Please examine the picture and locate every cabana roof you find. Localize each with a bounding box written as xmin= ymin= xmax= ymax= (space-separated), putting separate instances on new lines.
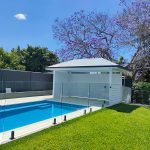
xmin=46 ymin=58 xmax=131 ymax=73
xmin=47 ymin=58 xmax=119 ymax=69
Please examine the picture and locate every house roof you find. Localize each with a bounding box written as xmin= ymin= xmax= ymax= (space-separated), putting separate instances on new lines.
xmin=47 ymin=58 xmax=119 ymax=69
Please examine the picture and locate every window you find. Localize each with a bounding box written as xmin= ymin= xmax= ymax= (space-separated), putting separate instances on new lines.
xmin=70 ymin=72 xmax=89 ymax=74
xmin=90 ymin=72 xmax=98 ymax=74
xmin=113 ymin=72 xmax=120 ymax=74
xmin=90 ymin=72 xmax=109 ymax=74
xmin=101 ymin=72 xmax=109 ymax=74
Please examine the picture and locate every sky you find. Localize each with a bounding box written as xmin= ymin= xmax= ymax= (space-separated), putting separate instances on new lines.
xmin=0 ymin=0 xmax=133 ymax=60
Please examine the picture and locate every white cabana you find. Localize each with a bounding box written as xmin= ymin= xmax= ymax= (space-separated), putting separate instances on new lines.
xmin=46 ymin=58 xmax=131 ymax=105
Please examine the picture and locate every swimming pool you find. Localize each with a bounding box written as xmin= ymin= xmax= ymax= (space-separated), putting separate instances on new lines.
xmin=0 ymin=100 xmax=85 ymax=132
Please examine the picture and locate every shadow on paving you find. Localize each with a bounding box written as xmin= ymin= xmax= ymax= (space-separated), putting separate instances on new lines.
xmin=108 ymin=103 xmax=140 ymax=113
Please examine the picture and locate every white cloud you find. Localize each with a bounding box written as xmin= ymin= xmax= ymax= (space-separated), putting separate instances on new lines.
xmin=14 ymin=13 xmax=27 ymax=20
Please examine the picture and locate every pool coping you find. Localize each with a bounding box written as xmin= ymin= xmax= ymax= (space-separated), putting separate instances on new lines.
xmin=0 ymin=95 xmax=54 ymax=106
xmin=0 ymin=96 xmax=101 ymax=145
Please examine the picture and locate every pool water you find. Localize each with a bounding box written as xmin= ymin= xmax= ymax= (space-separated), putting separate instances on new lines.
xmin=0 ymin=100 xmax=85 ymax=132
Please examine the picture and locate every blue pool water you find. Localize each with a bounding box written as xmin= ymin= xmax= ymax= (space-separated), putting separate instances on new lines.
xmin=0 ymin=100 xmax=85 ymax=132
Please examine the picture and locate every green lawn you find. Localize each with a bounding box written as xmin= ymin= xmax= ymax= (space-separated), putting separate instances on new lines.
xmin=1 ymin=103 xmax=150 ymax=150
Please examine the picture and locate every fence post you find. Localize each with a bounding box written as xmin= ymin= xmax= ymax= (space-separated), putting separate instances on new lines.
xmin=142 ymin=90 xmax=144 ymax=104
xmin=60 ymin=83 xmax=63 ymax=103
xmin=131 ymin=88 xmax=133 ymax=103
xmin=14 ymin=81 xmax=16 ymax=93
xmin=88 ymin=83 xmax=90 ymax=107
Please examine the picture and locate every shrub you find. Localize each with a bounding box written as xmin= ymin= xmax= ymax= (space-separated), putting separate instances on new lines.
xmin=133 ymin=82 xmax=150 ymax=90
xmin=132 ymin=82 xmax=150 ymax=104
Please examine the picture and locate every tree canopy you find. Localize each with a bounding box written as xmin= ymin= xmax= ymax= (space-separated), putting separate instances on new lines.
xmin=22 ymin=45 xmax=59 ymax=72
xmin=116 ymin=0 xmax=150 ymax=82
xmin=9 ymin=46 xmax=25 ymax=70
xmin=0 ymin=46 xmax=59 ymax=72
xmin=52 ymin=0 xmax=150 ymax=82
xmin=53 ymin=10 xmax=118 ymax=61
xmin=0 ymin=48 xmax=10 ymax=69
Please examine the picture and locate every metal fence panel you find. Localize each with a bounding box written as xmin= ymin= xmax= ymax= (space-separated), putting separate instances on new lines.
xmin=132 ymin=89 xmax=150 ymax=105
xmin=0 ymin=69 xmax=53 ymax=93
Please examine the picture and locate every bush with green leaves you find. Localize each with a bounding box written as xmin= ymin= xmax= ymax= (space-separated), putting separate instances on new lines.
xmin=133 ymin=82 xmax=150 ymax=90
xmin=132 ymin=82 xmax=150 ymax=104
xmin=0 ymin=46 xmax=59 ymax=72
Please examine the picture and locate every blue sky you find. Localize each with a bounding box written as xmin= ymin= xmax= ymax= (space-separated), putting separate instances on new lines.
xmin=0 ymin=0 xmax=133 ymax=60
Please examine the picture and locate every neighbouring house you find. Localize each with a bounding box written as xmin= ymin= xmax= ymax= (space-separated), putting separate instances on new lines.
xmin=46 ymin=58 xmax=131 ymax=105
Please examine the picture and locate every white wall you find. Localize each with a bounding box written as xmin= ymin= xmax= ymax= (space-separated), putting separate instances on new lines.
xmin=53 ymin=71 xmax=70 ymax=98
xmin=110 ymin=73 xmax=122 ymax=104
xmin=69 ymin=73 xmax=109 ymax=99
xmin=122 ymin=86 xmax=131 ymax=103
xmin=70 ymin=73 xmax=109 ymax=83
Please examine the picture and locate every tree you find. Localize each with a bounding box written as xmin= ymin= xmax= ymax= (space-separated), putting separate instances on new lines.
xmin=116 ymin=0 xmax=150 ymax=81
xmin=9 ymin=46 xmax=25 ymax=70
xmin=0 ymin=48 xmax=10 ymax=69
xmin=116 ymin=0 xmax=150 ymax=48
xmin=0 ymin=46 xmax=58 ymax=72
xmin=117 ymin=56 xmax=126 ymax=66
xmin=22 ymin=45 xmax=59 ymax=72
xmin=53 ymin=10 xmax=118 ymax=61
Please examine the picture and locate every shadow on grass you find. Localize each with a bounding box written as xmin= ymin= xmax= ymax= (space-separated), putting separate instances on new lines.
xmin=108 ymin=103 xmax=140 ymax=113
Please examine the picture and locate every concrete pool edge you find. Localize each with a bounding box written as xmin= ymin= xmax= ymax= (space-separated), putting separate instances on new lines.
xmin=0 ymin=105 xmax=101 ymax=145
xmin=0 ymin=95 xmax=54 ymax=106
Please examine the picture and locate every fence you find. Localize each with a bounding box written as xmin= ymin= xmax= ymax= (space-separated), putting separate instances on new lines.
xmin=0 ymin=82 xmax=104 ymax=144
xmin=0 ymin=81 xmax=52 ymax=93
xmin=132 ymin=89 xmax=150 ymax=105
xmin=0 ymin=69 xmax=53 ymax=93
xmin=0 ymin=81 xmax=53 ymax=99
xmin=57 ymin=82 xmax=109 ymax=100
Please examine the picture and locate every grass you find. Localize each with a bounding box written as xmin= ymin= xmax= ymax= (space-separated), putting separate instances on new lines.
xmin=1 ymin=103 xmax=150 ymax=150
